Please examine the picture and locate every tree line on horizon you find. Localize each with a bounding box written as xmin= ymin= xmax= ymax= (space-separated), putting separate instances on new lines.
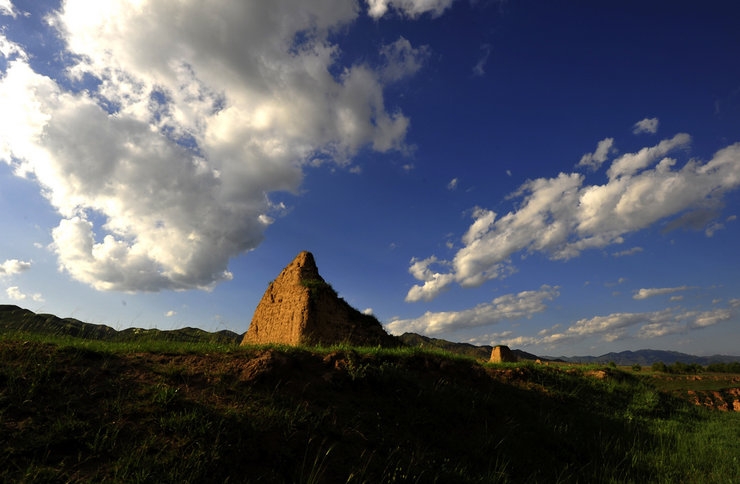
xmin=650 ymin=361 xmax=740 ymax=374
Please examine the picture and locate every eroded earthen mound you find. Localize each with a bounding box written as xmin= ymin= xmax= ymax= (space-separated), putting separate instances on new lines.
xmin=490 ymin=345 xmax=517 ymax=363
xmin=241 ymin=251 xmax=398 ymax=347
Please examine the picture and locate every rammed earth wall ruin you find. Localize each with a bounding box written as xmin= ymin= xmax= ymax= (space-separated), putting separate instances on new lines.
xmin=241 ymin=251 xmax=398 ymax=347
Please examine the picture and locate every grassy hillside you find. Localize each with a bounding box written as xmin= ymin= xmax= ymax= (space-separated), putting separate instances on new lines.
xmin=2 ymin=332 xmax=739 ymax=483
xmin=0 ymin=305 xmax=242 ymax=345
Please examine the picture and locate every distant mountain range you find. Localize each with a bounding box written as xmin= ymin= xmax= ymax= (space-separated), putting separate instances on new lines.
xmin=3 ymin=305 xmax=739 ymax=365
xmin=546 ymin=350 xmax=740 ymax=366
xmin=397 ymin=334 xmax=740 ymax=365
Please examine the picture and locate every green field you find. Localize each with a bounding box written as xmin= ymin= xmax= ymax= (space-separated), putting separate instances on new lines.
xmin=1 ymin=331 xmax=739 ymax=483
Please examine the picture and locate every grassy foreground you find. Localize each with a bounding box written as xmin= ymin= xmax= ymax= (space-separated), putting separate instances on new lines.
xmin=1 ymin=334 xmax=739 ymax=483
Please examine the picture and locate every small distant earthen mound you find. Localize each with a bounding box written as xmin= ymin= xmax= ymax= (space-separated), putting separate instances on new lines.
xmin=241 ymin=251 xmax=398 ymax=348
xmin=490 ymin=345 xmax=517 ymax=363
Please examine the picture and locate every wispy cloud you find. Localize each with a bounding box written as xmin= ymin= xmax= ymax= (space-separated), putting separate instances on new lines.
xmin=388 ymin=285 xmax=559 ymax=335
xmin=380 ymin=37 xmax=430 ymax=82
xmin=612 ymin=247 xmax=643 ymax=257
xmin=366 ymin=0 xmax=456 ymax=19
xmin=472 ymin=43 xmax=491 ymax=77
xmin=633 ymin=117 xmax=659 ymax=134
xmin=468 ymin=302 xmax=738 ymax=349
xmin=607 ymin=133 xmax=689 ymax=179
xmin=406 ymin=134 xmax=740 ymax=302
xmin=604 ymin=277 xmax=627 ymax=287
xmin=688 ymin=306 xmax=735 ymax=329
xmin=577 ymin=137 xmax=615 ymax=170
xmin=633 ymin=286 xmax=691 ymax=300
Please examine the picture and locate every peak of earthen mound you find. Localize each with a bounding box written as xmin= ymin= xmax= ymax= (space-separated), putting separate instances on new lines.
xmin=241 ymin=251 xmax=398 ymax=347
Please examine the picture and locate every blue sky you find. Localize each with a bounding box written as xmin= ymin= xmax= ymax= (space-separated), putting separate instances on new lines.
xmin=1 ymin=0 xmax=739 ymax=356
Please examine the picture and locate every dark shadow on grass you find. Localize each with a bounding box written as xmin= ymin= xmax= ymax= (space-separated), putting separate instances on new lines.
xmin=0 ymin=342 xmax=709 ymax=483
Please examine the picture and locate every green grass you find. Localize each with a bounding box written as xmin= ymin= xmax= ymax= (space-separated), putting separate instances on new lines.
xmin=645 ymin=371 xmax=740 ymax=392
xmin=0 ymin=329 xmax=240 ymax=354
xmin=642 ymin=412 xmax=740 ymax=483
xmin=1 ymin=335 xmax=739 ymax=483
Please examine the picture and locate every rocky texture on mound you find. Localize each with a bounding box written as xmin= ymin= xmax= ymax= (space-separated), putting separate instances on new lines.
xmin=241 ymin=251 xmax=398 ymax=347
xmin=687 ymin=388 xmax=740 ymax=411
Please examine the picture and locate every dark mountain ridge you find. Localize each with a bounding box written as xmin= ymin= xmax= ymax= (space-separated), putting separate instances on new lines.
xmin=0 ymin=305 xmax=242 ymax=345
xmin=3 ymin=305 xmax=739 ymax=365
xmin=549 ymin=349 xmax=740 ymax=366
xmin=396 ymin=332 xmax=542 ymax=361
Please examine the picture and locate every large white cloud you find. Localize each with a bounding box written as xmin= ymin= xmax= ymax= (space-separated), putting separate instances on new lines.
xmin=407 ymin=134 xmax=740 ymax=302
xmin=0 ymin=0 xmax=427 ymax=292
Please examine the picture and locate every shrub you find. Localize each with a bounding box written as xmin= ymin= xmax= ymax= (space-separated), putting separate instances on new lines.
xmin=706 ymin=361 xmax=740 ymax=373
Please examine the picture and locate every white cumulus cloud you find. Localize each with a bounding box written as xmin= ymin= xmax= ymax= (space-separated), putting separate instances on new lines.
xmin=405 ymin=256 xmax=456 ymax=302
xmin=6 ymin=286 xmax=44 ymax=302
xmin=389 ymin=285 xmax=559 ymax=335
xmin=6 ymin=286 xmax=25 ymax=300
xmin=0 ymin=0 xmax=425 ymax=292
xmin=510 ymin=303 xmax=738 ymax=348
xmin=0 ymin=259 xmax=31 ymax=276
xmin=406 ymin=134 xmax=740 ymax=302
